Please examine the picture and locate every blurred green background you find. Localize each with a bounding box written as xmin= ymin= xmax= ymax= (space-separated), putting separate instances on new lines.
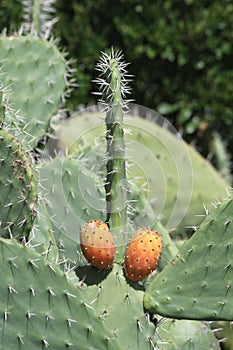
xmin=1 ymin=0 xmax=233 ymax=164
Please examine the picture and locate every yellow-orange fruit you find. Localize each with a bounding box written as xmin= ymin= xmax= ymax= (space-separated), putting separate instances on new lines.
xmin=80 ymin=220 xmax=116 ymax=270
xmin=124 ymin=228 xmax=162 ymax=282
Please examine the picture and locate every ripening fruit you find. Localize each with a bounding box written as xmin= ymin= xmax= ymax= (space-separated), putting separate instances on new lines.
xmin=124 ymin=227 xmax=162 ymax=282
xmin=80 ymin=220 xmax=116 ymax=270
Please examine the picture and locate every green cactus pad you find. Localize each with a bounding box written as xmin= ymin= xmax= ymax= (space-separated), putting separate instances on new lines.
xmin=0 ymin=128 xmax=37 ymax=239
xmin=29 ymin=199 xmax=59 ymax=263
xmin=76 ymin=264 xmax=157 ymax=349
xmin=156 ymin=318 xmax=220 ymax=349
xmin=144 ymin=198 xmax=233 ymax=321
xmin=38 ymin=157 xmax=106 ymax=265
xmin=54 ymin=109 xmax=228 ymax=234
xmin=0 ymin=34 xmax=67 ymax=147
xmin=0 ymin=237 xmax=118 ymax=349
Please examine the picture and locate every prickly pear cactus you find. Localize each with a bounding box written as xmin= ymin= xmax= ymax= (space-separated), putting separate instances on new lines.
xmin=144 ymin=197 xmax=233 ymax=321
xmin=53 ymin=109 xmax=228 ymax=235
xmin=38 ymin=157 xmax=106 ymax=265
xmin=29 ymin=199 xmax=59 ymax=263
xmin=0 ymin=128 xmax=37 ymax=239
xmin=22 ymin=0 xmax=58 ymax=37
xmin=0 ymin=33 xmax=69 ymax=147
xmin=76 ymin=264 xmax=157 ymax=350
xmin=94 ymin=49 xmax=132 ymax=260
xmin=0 ymin=2 xmax=227 ymax=344
xmin=156 ymin=318 xmax=220 ymax=349
xmin=0 ymin=237 xmax=118 ymax=349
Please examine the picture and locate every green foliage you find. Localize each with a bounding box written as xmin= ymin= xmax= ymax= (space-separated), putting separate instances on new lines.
xmin=52 ymin=1 xmax=233 ymax=151
xmin=211 ymin=131 xmax=232 ymax=185
xmin=2 ymin=1 xmax=233 ymax=153
xmin=0 ymin=0 xmax=22 ymax=32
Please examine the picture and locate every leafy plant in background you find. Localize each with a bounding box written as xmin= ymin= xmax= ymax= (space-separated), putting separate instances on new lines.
xmin=2 ymin=0 xmax=233 ymax=165
xmin=55 ymin=0 xmax=233 ymax=165
xmin=0 ymin=0 xmax=233 ymax=349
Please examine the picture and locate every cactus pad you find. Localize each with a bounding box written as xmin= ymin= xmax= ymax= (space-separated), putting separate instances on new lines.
xmin=38 ymin=157 xmax=106 ymax=265
xmin=144 ymin=198 xmax=233 ymax=320
xmin=0 ymin=237 xmax=117 ymax=349
xmin=156 ymin=318 xmax=220 ymax=349
xmin=0 ymin=34 xmax=67 ymax=147
xmin=76 ymin=264 xmax=157 ymax=349
xmin=0 ymin=128 xmax=37 ymax=239
xmin=54 ymin=109 xmax=228 ymax=234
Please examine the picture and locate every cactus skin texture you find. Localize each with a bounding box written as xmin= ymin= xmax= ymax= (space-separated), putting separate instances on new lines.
xmin=54 ymin=110 xmax=228 ymax=235
xmin=144 ymin=198 xmax=233 ymax=321
xmin=80 ymin=220 xmax=116 ymax=270
xmin=0 ymin=237 xmax=119 ymax=350
xmin=29 ymin=199 xmax=59 ymax=263
xmin=156 ymin=318 xmax=220 ymax=349
xmin=38 ymin=157 xmax=106 ymax=266
xmin=0 ymin=128 xmax=37 ymax=239
xmin=124 ymin=227 xmax=162 ymax=282
xmin=75 ymin=264 xmax=157 ymax=349
xmin=0 ymin=34 xmax=67 ymax=147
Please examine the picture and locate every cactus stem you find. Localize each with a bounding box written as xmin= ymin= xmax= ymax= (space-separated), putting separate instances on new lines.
xmin=95 ymin=49 xmax=132 ymax=258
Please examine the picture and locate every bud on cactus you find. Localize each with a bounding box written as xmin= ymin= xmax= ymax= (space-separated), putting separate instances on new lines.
xmin=124 ymin=228 xmax=162 ymax=282
xmin=80 ymin=220 xmax=116 ymax=270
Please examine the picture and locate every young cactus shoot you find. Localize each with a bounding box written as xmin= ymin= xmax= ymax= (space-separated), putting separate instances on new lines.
xmin=94 ymin=49 xmax=132 ymax=257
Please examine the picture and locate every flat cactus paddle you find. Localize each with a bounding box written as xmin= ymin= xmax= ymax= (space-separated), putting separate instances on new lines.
xmin=144 ymin=198 xmax=233 ymax=321
xmin=0 ymin=128 xmax=37 ymax=239
xmin=0 ymin=34 xmax=68 ymax=147
xmin=0 ymin=237 xmax=118 ymax=350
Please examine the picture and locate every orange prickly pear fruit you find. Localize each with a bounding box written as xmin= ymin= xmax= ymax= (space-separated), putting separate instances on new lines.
xmin=80 ymin=220 xmax=116 ymax=270
xmin=124 ymin=227 xmax=162 ymax=282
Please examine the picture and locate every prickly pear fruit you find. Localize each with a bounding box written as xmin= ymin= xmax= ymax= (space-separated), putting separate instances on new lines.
xmin=124 ymin=228 xmax=162 ymax=282
xmin=80 ymin=220 xmax=116 ymax=270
